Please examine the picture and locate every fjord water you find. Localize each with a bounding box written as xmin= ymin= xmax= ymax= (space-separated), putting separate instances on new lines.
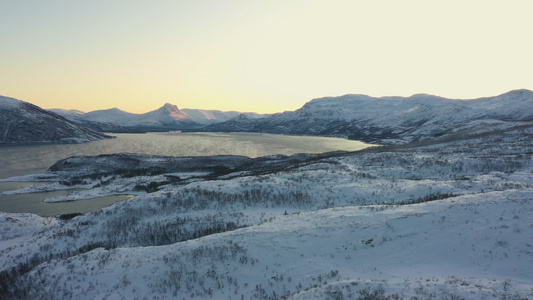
xmin=0 ymin=132 xmax=372 ymax=216
xmin=0 ymin=132 xmax=372 ymax=179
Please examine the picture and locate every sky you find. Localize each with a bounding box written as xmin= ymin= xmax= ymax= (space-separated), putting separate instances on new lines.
xmin=1 ymin=0 xmax=532 ymax=114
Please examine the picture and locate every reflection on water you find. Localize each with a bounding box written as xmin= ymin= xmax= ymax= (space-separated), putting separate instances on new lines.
xmin=0 ymin=132 xmax=372 ymax=179
xmin=0 ymin=132 xmax=372 ymax=216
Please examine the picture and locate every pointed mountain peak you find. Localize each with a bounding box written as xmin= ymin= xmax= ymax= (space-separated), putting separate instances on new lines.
xmin=159 ymin=103 xmax=182 ymax=113
xmin=162 ymin=103 xmax=178 ymax=109
xmin=143 ymin=103 xmax=191 ymax=124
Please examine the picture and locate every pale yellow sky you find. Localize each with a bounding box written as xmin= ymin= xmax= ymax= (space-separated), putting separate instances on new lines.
xmin=1 ymin=0 xmax=532 ymax=113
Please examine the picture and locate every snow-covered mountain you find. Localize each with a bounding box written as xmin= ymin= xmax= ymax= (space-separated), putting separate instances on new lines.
xmin=1 ymin=121 xmax=533 ymax=298
xmin=202 ymin=89 xmax=533 ymax=144
xmin=181 ymin=108 xmax=241 ymax=125
xmin=0 ymin=96 xmax=111 ymax=144
xmin=48 ymin=89 xmax=533 ymax=142
xmin=69 ymin=103 xmax=198 ymax=132
xmin=52 ymin=104 xmax=264 ymax=132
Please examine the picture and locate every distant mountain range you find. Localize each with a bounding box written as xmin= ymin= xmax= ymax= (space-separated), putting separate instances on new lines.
xmin=2 ymin=89 xmax=533 ymax=144
xmin=199 ymin=89 xmax=533 ymax=145
xmin=0 ymin=96 xmax=111 ymax=144
xmin=50 ymin=104 xmax=264 ymax=133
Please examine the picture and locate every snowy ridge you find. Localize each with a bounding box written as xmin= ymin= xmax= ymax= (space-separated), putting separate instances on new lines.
xmin=52 ymin=103 xmax=266 ymax=132
xmin=48 ymin=108 xmax=85 ymax=120
xmin=0 ymin=96 xmax=112 ymax=144
xmin=82 ymin=103 xmax=195 ymax=129
xmin=83 ymin=107 xmax=133 ymax=123
xmin=180 ymin=109 xmax=265 ymax=125
xmin=202 ymin=89 xmax=533 ymax=144
xmin=0 ymin=95 xmax=24 ymax=109
xmin=181 ymin=108 xmax=241 ymax=125
xmin=1 ymin=122 xmax=532 ymax=299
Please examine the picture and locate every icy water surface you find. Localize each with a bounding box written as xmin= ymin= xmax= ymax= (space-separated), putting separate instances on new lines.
xmin=0 ymin=132 xmax=372 ymax=179
xmin=0 ymin=132 xmax=372 ymax=216
xmin=0 ymin=185 xmax=132 ymax=217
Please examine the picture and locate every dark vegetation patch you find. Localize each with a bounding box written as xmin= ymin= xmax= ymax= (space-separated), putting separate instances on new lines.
xmin=393 ymin=192 xmax=458 ymax=205
xmin=58 ymin=212 xmax=83 ymax=220
xmin=134 ymin=181 xmax=171 ymax=193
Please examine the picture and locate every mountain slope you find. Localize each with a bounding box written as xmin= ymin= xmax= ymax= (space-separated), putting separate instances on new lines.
xmin=47 ymin=108 xmax=85 ymax=121
xmin=0 ymin=96 xmax=111 ymax=144
xmin=202 ymin=89 xmax=533 ymax=144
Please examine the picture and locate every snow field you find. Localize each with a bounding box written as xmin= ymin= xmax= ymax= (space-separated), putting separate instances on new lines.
xmin=4 ymin=190 xmax=532 ymax=299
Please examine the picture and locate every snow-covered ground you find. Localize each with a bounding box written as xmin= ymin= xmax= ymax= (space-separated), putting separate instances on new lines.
xmin=1 ymin=123 xmax=532 ymax=299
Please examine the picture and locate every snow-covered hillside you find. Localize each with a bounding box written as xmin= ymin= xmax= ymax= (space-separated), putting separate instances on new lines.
xmin=0 ymin=96 xmax=111 ymax=144
xmin=202 ymin=89 xmax=533 ymax=145
xmin=1 ymin=121 xmax=532 ymax=299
